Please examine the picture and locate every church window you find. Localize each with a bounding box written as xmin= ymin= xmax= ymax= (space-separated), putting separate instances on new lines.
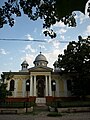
xmin=26 ymin=80 xmax=30 ymax=91
xmin=23 ymin=65 xmax=26 ymax=68
xmin=51 ymin=80 xmax=56 ymax=91
xmin=67 ymin=80 xmax=72 ymax=91
xmin=10 ymin=80 xmax=15 ymax=91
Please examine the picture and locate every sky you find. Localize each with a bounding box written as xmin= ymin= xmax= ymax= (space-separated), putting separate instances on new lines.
xmin=0 ymin=0 xmax=90 ymax=75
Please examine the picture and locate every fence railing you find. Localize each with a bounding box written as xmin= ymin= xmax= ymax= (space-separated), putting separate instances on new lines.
xmin=0 ymin=102 xmax=35 ymax=108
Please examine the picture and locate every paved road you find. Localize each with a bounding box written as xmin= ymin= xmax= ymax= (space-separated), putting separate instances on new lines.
xmin=0 ymin=112 xmax=90 ymax=120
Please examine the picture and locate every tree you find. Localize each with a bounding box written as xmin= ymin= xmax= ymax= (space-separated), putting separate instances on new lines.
xmin=0 ymin=73 xmax=12 ymax=100
xmin=0 ymin=0 xmax=90 ymax=38
xmin=0 ymin=74 xmax=7 ymax=100
xmin=57 ymin=36 xmax=90 ymax=97
xmin=0 ymin=83 xmax=7 ymax=100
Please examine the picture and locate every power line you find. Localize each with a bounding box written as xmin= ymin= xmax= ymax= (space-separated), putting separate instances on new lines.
xmin=0 ymin=38 xmax=46 ymax=42
xmin=0 ymin=38 xmax=70 ymax=43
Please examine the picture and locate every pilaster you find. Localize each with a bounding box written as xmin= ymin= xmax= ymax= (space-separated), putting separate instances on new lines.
xmin=22 ymin=80 xmax=26 ymax=97
xmin=14 ymin=80 xmax=18 ymax=97
xmin=34 ymin=75 xmax=36 ymax=96
xmin=49 ymin=75 xmax=52 ymax=96
xmin=30 ymin=76 xmax=33 ymax=96
xmin=45 ymin=76 xmax=48 ymax=96
xmin=64 ymin=80 xmax=68 ymax=97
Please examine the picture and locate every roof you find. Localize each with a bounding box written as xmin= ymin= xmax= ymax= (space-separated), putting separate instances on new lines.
xmin=21 ymin=60 xmax=29 ymax=66
xmin=3 ymin=72 xmax=29 ymax=75
xmin=29 ymin=66 xmax=53 ymax=72
xmin=34 ymin=52 xmax=48 ymax=62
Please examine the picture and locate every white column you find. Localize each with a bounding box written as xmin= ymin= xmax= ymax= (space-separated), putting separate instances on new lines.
xmin=22 ymin=80 xmax=26 ymax=97
xmin=49 ymin=75 xmax=52 ymax=96
xmin=34 ymin=76 xmax=36 ymax=96
xmin=30 ymin=76 xmax=33 ymax=96
xmin=45 ymin=76 xmax=48 ymax=96
xmin=4 ymin=79 xmax=6 ymax=83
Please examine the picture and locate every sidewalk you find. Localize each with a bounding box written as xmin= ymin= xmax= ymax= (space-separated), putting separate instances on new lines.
xmin=0 ymin=112 xmax=90 ymax=120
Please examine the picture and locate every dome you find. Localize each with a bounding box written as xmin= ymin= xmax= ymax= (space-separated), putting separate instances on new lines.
xmin=53 ymin=60 xmax=61 ymax=72
xmin=53 ymin=60 xmax=59 ymax=67
xmin=35 ymin=52 xmax=47 ymax=62
xmin=33 ymin=52 xmax=48 ymax=66
xmin=21 ymin=60 xmax=29 ymax=66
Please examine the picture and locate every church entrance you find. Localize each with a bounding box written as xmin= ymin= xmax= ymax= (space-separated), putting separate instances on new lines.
xmin=36 ymin=76 xmax=45 ymax=97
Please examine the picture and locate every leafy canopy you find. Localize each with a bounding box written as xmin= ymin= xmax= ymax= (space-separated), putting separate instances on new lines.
xmin=0 ymin=83 xmax=7 ymax=99
xmin=0 ymin=73 xmax=13 ymax=100
xmin=0 ymin=0 xmax=90 ymax=38
xmin=57 ymin=36 xmax=90 ymax=97
xmin=58 ymin=36 xmax=90 ymax=73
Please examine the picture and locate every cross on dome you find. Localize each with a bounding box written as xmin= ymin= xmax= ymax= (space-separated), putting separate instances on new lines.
xmin=40 ymin=47 xmax=42 ymax=54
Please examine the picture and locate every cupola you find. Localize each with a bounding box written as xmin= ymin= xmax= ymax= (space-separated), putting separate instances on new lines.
xmin=53 ymin=60 xmax=61 ymax=72
xmin=21 ymin=60 xmax=29 ymax=71
xmin=33 ymin=52 xmax=48 ymax=67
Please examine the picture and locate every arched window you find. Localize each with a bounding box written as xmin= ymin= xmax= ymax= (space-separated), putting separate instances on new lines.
xmin=51 ymin=80 xmax=56 ymax=91
xmin=26 ymin=80 xmax=30 ymax=91
xmin=67 ymin=80 xmax=72 ymax=91
xmin=10 ymin=80 xmax=15 ymax=91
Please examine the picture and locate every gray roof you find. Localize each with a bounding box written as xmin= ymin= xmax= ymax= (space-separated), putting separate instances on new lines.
xmin=34 ymin=52 xmax=48 ymax=62
xmin=21 ymin=60 xmax=29 ymax=66
xmin=29 ymin=66 xmax=53 ymax=72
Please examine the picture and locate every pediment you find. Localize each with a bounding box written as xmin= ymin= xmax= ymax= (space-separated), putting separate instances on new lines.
xmin=29 ymin=66 xmax=53 ymax=72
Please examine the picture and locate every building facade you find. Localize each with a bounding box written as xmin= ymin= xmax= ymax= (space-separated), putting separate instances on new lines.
xmin=3 ymin=52 xmax=72 ymax=103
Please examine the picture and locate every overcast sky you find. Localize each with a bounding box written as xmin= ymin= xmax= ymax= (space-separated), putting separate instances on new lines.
xmin=0 ymin=0 xmax=90 ymax=75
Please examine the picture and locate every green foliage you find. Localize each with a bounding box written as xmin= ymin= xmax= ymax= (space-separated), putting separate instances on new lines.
xmin=0 ymin=73 xmax=13 ymax=99
xmin=0 ymin=83 xmax=7 ymax=99
xmin=58 ymin=36 xmax=90 ymax=73
xmin=1 ymin=74 xmax=5 ymax=83
xmin=46 ymin=101 xmax=57 ymax=108
xmin=56 ymin=0 xmax=89 ymax=18
xmin=0 ymin=0 xmax=90 ymax=38
xmin=57 ymin=36 xmax=90 ymax=97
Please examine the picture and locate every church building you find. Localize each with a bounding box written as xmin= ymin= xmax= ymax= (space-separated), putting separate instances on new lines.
xmin=3 ymin=52 xmax=72 ymax=103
